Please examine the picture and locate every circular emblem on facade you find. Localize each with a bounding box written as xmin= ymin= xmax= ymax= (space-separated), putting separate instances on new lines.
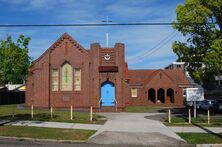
xmin=104 ymin=54 xmax=111 ymax=60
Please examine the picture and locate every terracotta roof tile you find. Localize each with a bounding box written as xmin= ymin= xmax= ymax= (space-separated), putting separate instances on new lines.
xmin=127 ymin=69 xmax=191 ymax=86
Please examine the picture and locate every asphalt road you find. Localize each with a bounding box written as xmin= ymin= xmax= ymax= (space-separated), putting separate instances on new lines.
xmin=0 ymin=139 xmax=142 ymax=147
xmin=0 ymin=138 xmax=194 ymax=147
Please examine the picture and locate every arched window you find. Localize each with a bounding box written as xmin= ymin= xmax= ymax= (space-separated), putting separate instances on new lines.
xmin=148 ymin=88 xmax=155 ymax=103
xmin=61 ymin=62 xmax=72 ymax=91
xmin=157 ymin=88 xmax=165 ymax=103
xmin=167 ymin=88 xmax=174 ymax=103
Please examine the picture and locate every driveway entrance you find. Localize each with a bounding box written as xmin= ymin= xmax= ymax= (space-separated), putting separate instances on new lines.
xmin=88 ymin=113 xmax=190 ymax=146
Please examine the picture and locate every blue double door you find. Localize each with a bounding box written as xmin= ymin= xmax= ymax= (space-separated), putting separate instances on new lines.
xmin=101 ymin=81 xmax=115 ymax=106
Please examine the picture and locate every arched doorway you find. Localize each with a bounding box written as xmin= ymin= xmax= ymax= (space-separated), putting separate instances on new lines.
xmin=157 ymin=88 xmax=165 ymax=103
xmin=167 ymin=88 xmax=174 ymax=103
xmin=148 ymin=88 xmax=155 ymax=103
xmin=101 ymin=81 xmax=115 ymax=106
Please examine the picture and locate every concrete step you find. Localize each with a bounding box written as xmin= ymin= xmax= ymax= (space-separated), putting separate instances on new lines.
xmin=100 ymin=106 xmax=117 ymax=112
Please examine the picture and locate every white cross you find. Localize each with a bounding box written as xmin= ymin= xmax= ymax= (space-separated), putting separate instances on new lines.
xmin=102 ymin=16 xmax=112 ymax=47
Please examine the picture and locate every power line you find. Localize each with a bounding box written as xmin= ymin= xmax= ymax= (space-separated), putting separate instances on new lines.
xmin=127 ymin=30 xmax=177 ymax=61
xmin=0 ymin=22 xmax=218 ymax=27
xmin=128 ymin=31 xmax=179 ymax=63
xmin=142 ymin=31 xmax=179 ymax=57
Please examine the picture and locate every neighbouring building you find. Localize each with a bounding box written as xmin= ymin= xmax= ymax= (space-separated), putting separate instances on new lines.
xmin=26 ymin=33 xmax=192 ymax=112
xmin=0 ymin=84 xmax=25 ymax=105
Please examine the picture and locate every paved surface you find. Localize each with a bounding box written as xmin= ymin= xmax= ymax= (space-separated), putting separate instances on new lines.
xmin=4 ymin=113 xmax=222 ymax=146
xmin=9 ymin=121 xmax=102 ymax=130
xmin=0 ymin=138 xmax=143 ymax=147
xmin=169 ymin=126 xmax=222 ymax=133
xmin=88 ymin=131 xmax=193 ymax=147
xmin=87 ymin=113 xmax=193 ymax=146
xmin=196 ymin=145 xmax=222 ymax=147
xmin=0 ymin=119 xmax=10 ymax=125
xmin=92 ymin=113 xmax=182 ymax=140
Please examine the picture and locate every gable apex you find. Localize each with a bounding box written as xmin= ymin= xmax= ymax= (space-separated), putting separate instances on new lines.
xmin=146 ymin=69 xmax=175 ymax=84
xmin=51 ymin=32 xmax=88 ymax=54
xmin=33 ymin=33 xmax=88 ymax=64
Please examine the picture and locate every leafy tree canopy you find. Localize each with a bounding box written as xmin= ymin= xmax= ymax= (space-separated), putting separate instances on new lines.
xmin=0 ymin=35 xmax=31 ymax=85
xmin=173 ymin=0 xmax=222 ymax=89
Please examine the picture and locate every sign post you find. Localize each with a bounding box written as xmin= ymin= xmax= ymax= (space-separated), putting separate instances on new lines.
xmin=208 ymin=110 xmax=210 ymax=124
xmin=193 ymin=101 xmax=197 ymax=118
xmin=188 ymin=109 xmax=191 ymax=124
xmin=186 ymin=88 xmax=204 ymax=119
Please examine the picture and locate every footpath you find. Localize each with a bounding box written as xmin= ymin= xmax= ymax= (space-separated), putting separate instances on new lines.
xmin=1 ymin=112 xmax=222 ymax=147
xmin=168 ymin=126 xmax=222 ymax=133
xmin=8 ymin=120 xmax=102 ymax=130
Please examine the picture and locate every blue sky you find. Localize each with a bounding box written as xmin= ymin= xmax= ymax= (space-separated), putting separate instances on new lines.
xmin=0 ymin=0 xmax=185 ymax=69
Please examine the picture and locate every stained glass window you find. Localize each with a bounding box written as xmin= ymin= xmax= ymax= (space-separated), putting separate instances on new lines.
xmin=52 ymin=69 xmax=59 ymax=91
xmin=61 ymin=62 xmax=72 ymax=91
xmin=74 ymin=69 xmax=81 ymax=91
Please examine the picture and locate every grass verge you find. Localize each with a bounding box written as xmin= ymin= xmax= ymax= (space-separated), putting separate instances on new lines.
xmin=0 ymin=104 xmax=106 ymax=124
xmin=178 ymin=133 xmax=222 ymax=144
xmin=164 ymin=116 xmax=222 ymax=127
xmin=0 ymin=125 xmax=95 ymax=141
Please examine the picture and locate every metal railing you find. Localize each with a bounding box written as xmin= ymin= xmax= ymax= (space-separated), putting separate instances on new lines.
xmin=98 ymin=98 xmax=118 ymax=112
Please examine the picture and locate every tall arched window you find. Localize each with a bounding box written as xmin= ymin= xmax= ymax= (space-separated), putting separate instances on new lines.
xmin=61 ymin=62 xmax=72 ymax=91
xmin=167 ymin=88 xmax=174 ymax=103
xmin=157 ymin=88 xmax=165 ymax=103
xmin=148 ymin=88 xmax=155 ymax=103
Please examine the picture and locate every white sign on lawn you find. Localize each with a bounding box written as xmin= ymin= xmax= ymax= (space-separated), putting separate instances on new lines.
xmin=186 ymin=88 xmax=204 ymax=101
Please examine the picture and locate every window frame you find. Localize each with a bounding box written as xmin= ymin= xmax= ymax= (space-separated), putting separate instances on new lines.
xmin=52 ymin=69 xmax=59 ymax=91
xmin=131 ymin=88 xmax=137 ymax=98
xmin=74 ymin=68 xmax=81 ymax=91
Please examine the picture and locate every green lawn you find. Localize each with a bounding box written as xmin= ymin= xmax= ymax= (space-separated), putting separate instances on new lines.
xmin=178 ymin=133 xmax=222 ymax=144
xmin=164 ymin=115 xmax=222 ymax=127
xmin=125 ymin=106 xmax=165 ymax=113
xmin=0 ymin=125 xmax=95 ymax=140
xmin=0 ymin=104 xmax=106 ymax=124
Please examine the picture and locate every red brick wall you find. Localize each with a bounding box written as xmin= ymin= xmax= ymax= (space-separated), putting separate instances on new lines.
xmin=26 ymin=33 xmax=190 ymax=112
xmin=125 ymin=70 xmax=186 ymax=107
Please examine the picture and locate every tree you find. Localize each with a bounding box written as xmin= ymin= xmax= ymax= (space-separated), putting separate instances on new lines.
xmin=0 ymin=35 xmax=31 ymax=85
xmin=172 ymin=0 xmax=222 ymax=89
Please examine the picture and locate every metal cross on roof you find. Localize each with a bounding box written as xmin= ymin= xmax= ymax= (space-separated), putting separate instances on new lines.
xmin=102 ymin=16 xmax=112 ymax=48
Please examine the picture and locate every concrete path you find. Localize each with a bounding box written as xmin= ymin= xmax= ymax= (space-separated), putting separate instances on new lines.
xmin=0 ymin=119 xmax=10 ymax=125
xmin=91 ymin=112 xmax=182 ymax=140
xmin=87 ymin=113 xmax=194 ymax=146
xmin=169 ymin=126 xmax=222 ymax=133
xmin=88 ymin=131 xmax=192 ymax=147
xmin=9 ymin=121 xmax=102 ymax=131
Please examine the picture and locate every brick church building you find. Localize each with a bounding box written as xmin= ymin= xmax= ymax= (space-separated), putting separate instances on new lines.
xmin=26 ymin=33 xmax=192 ymax=112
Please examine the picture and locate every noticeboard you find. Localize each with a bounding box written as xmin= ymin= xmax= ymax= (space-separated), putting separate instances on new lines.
xmin=186 ymin=88 xmax=204 ymax=101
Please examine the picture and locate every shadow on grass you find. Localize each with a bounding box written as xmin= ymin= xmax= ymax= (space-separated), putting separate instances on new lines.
xmin=192 ymin=121 xmax=222 ymax=139
xmin=0 ymin=113 xmax=59 ymax=122
xmin=178 ymin=116 xmax=222 ymax=139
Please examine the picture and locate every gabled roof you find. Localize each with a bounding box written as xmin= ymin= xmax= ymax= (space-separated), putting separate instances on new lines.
xmin=33 ymin=32 xmax=88 ymax=64
xmin=128 ymin=69 xmax=191 ymax=86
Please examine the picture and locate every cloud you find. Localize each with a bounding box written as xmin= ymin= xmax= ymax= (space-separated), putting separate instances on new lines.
xmin=0 ymin=0 xmax=184 ymax=69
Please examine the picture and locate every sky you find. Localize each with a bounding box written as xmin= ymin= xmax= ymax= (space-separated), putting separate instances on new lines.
xmin=0 ymin=0 xmax=186 ymax=69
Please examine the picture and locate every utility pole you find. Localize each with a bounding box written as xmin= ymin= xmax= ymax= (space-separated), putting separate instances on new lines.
xmin=102 ymin=16 xmax=112 ymax=47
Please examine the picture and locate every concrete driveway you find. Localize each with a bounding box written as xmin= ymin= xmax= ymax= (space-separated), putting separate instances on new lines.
xmin=88 ymin=113 xmax=191 ymax=146
xmin=93 ymin=113 xmax=181 ymax=139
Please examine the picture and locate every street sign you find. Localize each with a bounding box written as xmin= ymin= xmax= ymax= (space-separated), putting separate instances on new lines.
xmin=186 ymin=88 xmax=204 ymax=102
